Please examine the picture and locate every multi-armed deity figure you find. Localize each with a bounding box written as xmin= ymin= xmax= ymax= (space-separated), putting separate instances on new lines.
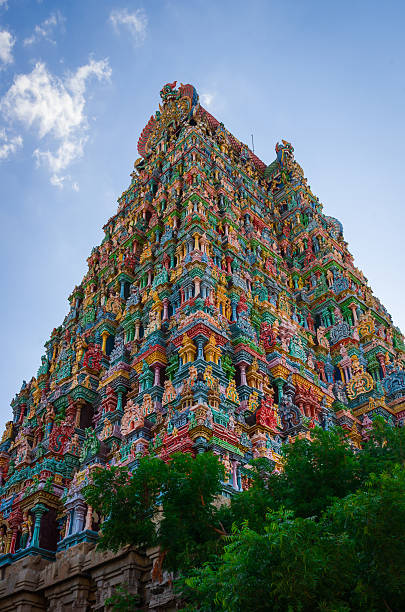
xmin=0 ymin=81 xmax=404 ymax=563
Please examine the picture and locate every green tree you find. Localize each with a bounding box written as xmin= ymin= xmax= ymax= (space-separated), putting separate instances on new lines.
xmin=181 ymin=509 xmax=355 ymax=612
xmin=359 ymin=416 xmax=405 ymax=478
xmin=85 ymin=422 xmax=405 ymax=611
xmin=158 ymin=451 xmax=225 ymax=571
xmin=85 ymin=456 xmax=167 ymax=552
xmin=181 ymin=467 xmax=405 ymax=611
xmin=326 ymin=466 xmax=405 ymax=611
xmin=84 ymin=452 xmax=225 ymax=571
xmin=276 ymin=426 xmax=360 ymax=517
xmin=104 ymin=585 xmax=141 ymax=611
xmin=217 ymin=458 xmax=278 ymax=534
xmin=221 ymin=427 xmax=361 ymax=528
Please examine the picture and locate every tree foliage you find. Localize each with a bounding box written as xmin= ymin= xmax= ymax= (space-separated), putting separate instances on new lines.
xmin=84 ymin=451 xmax=224 ymax=571
xmin=326 ymin=466 xmax=405 ymax=611
xmin=85 ymin=456 xmax=167 ymax=551
xmin=182 ymin=467 xmax=405 ymax=611
xmin=84 ymin=420 xmax=405 ymax=611
xmin=277 ymin=426 xmax=360 ymax=517
xmin=181 ymin=510 xmax=355 ymax=612
xmin=359 ymin=416 xmax=405 ymax=477
xmin=104 ymin=585 xmax=141 ymax=611
xmin=158 ymin=451 xmax=225 ymax=570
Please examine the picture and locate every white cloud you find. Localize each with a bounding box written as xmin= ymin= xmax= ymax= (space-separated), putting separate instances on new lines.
xmin=23 ymin=11 xmax=65 ymax=46
xmin=1 ymin=59 xmax=111 ymax=187
xmin=0 ymin=0 xmax=9 ymax=8
xmin=49 ymin=173 xmax=67 ymax=189
xmin=200 ymin=92 xmax=215 ymax=108
xmin=0 ymin=30 xmax=14 ymax=64
xmin=49 ymin=173 xmax=79 ymax=191
xmin=34 ymin=137 xmax=86 ymax=175
xmin=0 ymin=128 xmax=22 ymax=160
xmin=2 ymin=60 xmax=111 ymax=139
xmin=109 ymin=8 xmax=147 ymax=45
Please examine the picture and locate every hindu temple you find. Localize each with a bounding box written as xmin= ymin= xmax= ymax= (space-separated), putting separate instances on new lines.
xmin=0 ymin=82 xmax=404 ymax=610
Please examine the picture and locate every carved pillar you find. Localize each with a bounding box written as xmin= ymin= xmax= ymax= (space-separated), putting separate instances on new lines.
xmin=275 ymin=380 xmax=284 ymax=404
xmin=377 ymin=353 xmax=386 ymax=377
xmin=19 ymin=403 xmax=27 ymax=424
xmin=196 ymin=339 xmax=205 ymax=360
xmin=85 ymin=506 xmax=93 ymax=531
xmin=116 ymin=385 xmax=126 ymax=413
xmin=232 ymin=461 xmax=238 ymax=490
xmin=162 ymin=298 xmax=169 ymax=321
xmin=231 ymin=300 xmax=238 ymax=322
xmin=31 ymin=503 xmax=48 ymax=548
xmin=72 ymin=500 xmax=87 ymax=534
xmin=350 ymin=303 xmax=358 ymax=324
xmin=72 ymin=399 xmax=84 ymax=428
xmin=153 ymin=365 xmax=161 ymax=387
xmin=134 ymin=320 xmax=140 ymax=340
xmin=64 ymin=510 xmax=72 ymax=538
xmin=101 ymin=331 xmax=109 ymax=354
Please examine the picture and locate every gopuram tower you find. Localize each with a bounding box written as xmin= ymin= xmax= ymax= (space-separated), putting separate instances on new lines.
xmin=0 ymin=82 xmax=404 ymax=610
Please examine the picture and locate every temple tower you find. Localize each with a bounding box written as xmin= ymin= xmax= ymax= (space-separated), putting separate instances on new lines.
xmin=0 ymin=82 xmax=404 ymax=609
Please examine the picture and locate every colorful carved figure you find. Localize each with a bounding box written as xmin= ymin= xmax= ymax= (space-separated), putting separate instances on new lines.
xmin=20 ymin=511 xmax=33 ymax=549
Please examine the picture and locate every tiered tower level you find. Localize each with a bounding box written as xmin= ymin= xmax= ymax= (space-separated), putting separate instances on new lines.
xmin=1 ymin=82 xmax=405 ymax=559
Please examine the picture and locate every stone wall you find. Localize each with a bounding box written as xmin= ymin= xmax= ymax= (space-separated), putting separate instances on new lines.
xmin=0 ymin=543 xmax=178 ymax=611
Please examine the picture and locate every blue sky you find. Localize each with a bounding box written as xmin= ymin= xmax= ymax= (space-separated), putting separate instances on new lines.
xmin=0 ymin=0 xmax=404 ymax=431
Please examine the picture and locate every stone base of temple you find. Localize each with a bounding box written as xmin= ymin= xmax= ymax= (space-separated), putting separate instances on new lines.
xmin=0 ymin=541 xmax=178 ymax=611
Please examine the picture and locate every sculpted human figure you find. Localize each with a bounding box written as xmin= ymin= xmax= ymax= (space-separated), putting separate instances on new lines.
xmin=20 ymin=511 xmax=33 ymax=549
xmin=317 ymin=326 xmax=329 ymax=349
xmin=0 ymin=525 xmax=7 ymax=554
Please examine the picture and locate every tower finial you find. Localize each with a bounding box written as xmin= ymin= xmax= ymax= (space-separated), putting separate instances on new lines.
xmin=160 ymin=81 xmax=179 ymax=102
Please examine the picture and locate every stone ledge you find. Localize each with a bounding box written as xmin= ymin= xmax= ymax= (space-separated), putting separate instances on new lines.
xmin=0 ymin=540 xmax=177 ymax=611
